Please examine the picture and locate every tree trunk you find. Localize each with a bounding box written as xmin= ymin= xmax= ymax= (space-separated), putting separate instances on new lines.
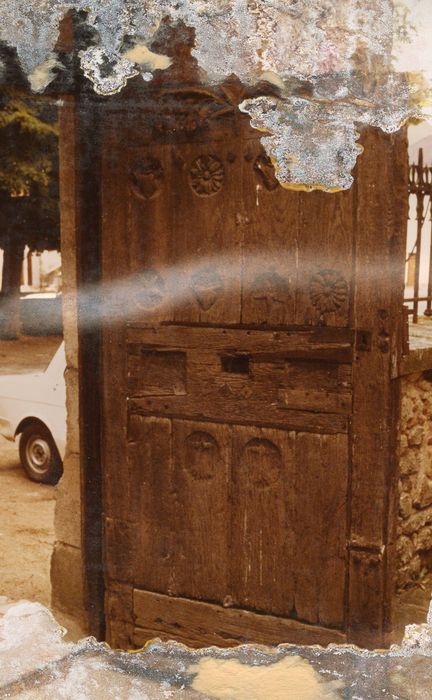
xmin=0 ymin=238 xmax=24 ymax=339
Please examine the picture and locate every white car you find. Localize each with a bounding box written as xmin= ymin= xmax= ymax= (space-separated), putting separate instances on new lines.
xmin=0 ymin=342 xmax=66 ymax=484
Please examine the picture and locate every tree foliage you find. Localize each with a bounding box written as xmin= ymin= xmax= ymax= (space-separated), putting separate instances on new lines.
xmin=0 ymin=87 xmax=60 ymax=252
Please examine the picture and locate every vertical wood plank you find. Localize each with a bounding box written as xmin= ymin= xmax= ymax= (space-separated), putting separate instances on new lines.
xmin=231 ymin=426 xmax=295 ymax=615
xmin=126 ymin=144 xmax=174 ymax=324
xmin=171 ymin=141 xmax=243 ymax=325
xmin=100 ymin=112 xmax=131 ymax=525
xmin=295 ymin=189 xmax=353 ymax=327
xmin=128 ymin=415 xmax=175 ymax=593
xmin=241 ymin=141 xmax=299 ymax=326
xmin=294 ymin=433 xmax=348 ymax=626
xmin=349 ymin=127 xmax=407 ymax=647
xmin=171 ymin=420 xmax=231 ymax=602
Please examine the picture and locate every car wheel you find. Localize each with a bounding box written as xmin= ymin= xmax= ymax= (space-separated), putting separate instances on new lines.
xmin=19 ymin=423 xmax=63 ymax=485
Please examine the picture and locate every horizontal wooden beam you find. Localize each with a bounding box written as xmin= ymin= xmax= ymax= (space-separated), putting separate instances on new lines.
xmin=133 ymin=589 xmax=347 ymax=649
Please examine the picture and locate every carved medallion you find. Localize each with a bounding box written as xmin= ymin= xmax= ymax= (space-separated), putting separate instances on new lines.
xmin=189 ymin=155 xmax=224 ymax=196
xmin=309 ymin=269 xmax=348 ymax=314
xmin=191 ymin=269 xmax=224 ymax=311
xmin=134 ymin=269 xmax=165 ymax=310
xmin=130 ymin=158 xmax=164 ymax=201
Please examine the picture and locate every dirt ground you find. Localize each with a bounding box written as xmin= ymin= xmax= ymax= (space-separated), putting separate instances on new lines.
xmin=0 ymin=336 xmax=61 ymax=608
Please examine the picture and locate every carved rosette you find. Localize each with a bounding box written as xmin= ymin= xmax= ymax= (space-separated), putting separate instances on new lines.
xmin=309 ymin=269 xmax=348 ymax=314
xmin=130 ymin=158 xmax=164 ymax=201
xmin=189 ymin=155 xmax=224 ymax=196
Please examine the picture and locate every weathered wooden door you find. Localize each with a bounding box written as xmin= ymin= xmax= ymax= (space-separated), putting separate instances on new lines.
xmin=99 ymin=82 xmax=407 ymax=649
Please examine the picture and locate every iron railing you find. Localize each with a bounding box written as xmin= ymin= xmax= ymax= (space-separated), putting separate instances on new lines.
xmin=405 ymin=148 xmax=432 ymax=323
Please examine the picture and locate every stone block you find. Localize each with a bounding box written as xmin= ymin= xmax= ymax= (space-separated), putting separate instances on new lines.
xmin=413 ymin=475 xmax=432 ymax=510
xmin=396 ymin=535 xmax=415 ymax=566
xmin=401 ymin=506 xmax=432 ymax=535
xmin=399 ymin=434 xmax=408 ymax=451
xmin=51 ymin=542 xmax=86 ymax=621
xmin=408 ymin=426 xmax=424 ymax=447
xmin=400 ymin=396 xmax=414 ymax=424
xmin=62 ymin=290 xmax=79 ymax=371
xmin=54 ymin=453 xmax=82 ymax=549
xmin=65 ymin=367 xmax=80 ymax=455
xmin=400 ymin=449 xmax=421 ymax=475
xmin=399 ymin=492 xmax=413 ymax=520
xmin=413 ymin=527 xmax=432 ymax=553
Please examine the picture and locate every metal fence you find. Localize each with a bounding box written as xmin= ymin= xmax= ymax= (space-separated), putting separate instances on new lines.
xmin=405 ymin=148 xmax=432 ymax=323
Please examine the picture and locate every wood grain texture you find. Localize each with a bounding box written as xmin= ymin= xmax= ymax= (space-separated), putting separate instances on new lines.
xmin=127 ymin=416 xmax=175 ymax=593
xmin=348 ymin=127 xmax=408 ymax=646
xmin=241 ymin=141 xmax=299 ymax=326
xmin=293 ymin=433 xmax=348 ymax=627
xmin=295 ymin=188 xmax=353 ymax=327
xmin=105 ymin=583 xmax=134 ymax=649
xmin=97 ymin=81 xmax=407 ymax=650
xmin=132 ymin=589 xmax=347 ymax=649
xmin=171 ymin=142 xmax=243 ymax=325
xmin=127 ymin=327 xmax=352 ymax=433
xmin=230 ymin=426 xmax=295 ymax=615
xmin=170 ymin=420 xmax=231 ymax=601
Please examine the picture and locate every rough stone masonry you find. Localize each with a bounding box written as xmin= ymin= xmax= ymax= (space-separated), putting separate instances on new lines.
xmin=397 ymin=372 xmax=432 ymax=588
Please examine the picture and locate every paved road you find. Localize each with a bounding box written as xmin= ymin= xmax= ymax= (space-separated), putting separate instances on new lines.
xmin=0 ymin=336 xmax=60 ymax=608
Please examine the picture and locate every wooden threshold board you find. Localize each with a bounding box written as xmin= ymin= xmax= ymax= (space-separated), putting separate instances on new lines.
xmin=132 ymin=589 xmax=347 ymax=649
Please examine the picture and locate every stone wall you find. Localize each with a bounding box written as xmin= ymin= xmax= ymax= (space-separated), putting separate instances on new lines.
xmin=397 ymin=372 xmax=432 ymax=589
xmin=50 ymin=96 xmax=87 ymax=632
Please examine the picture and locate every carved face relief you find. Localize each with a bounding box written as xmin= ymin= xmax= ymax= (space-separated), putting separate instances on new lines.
xmin=309 ymin=269 xmax=348 ymax=314
xmin=134 ymin=269 xmax=165 ymax=310
xmin=191 ymin=269 xmax=224 ymax=311
xmin=241 ymin=438 xmax=282 ymax=489
xmin=184 ymin=431 xmax=219 ymax=481
xmin=189 ymin=155 xmax=225 ymax=196
xmin=130 ymin=157 xmax=164 ymax=200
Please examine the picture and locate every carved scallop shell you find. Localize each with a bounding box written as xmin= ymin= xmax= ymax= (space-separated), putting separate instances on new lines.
xmin=309 ymin=269 xmax=348 ymax=314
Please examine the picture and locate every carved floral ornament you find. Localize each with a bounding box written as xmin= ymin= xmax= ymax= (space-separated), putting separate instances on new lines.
xmin=1 ymin=1 xmax=431 ymax=190
xmin=189 ymin=155 xmax=225 ymax=196
xmin=309 ymin=269 xmax=348 ymax=314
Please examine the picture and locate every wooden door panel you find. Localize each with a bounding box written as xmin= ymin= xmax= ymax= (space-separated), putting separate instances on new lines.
xmin=127 ymin=415 xmax=176 ymax=593
xmin=127 ymin=325 xmax=353 ymax=434
xmin=170 ymin=420 xmax=231 ymax=601
xmin=126 ymin=145 xmax=175 ymax=326
xmin=231 ymin=426 xmax=295 ymax=615
xmin=241 ymin=141 xmax=299 ymax=326
xmin=125 ymin=327 xmax=351 ymax=622
xmin=293 ymin=432 xmax=348 ymax=627
xmin=98 ymin=104 xmax=401 ymax=649
xmin=170 ymin=142 xmax=243 ymax=325
xmin=295 ymin=189 xmax=353 ymax=327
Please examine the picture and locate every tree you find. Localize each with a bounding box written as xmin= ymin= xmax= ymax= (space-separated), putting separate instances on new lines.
xmin=0 ymin=88 xmax=59 ymax=339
